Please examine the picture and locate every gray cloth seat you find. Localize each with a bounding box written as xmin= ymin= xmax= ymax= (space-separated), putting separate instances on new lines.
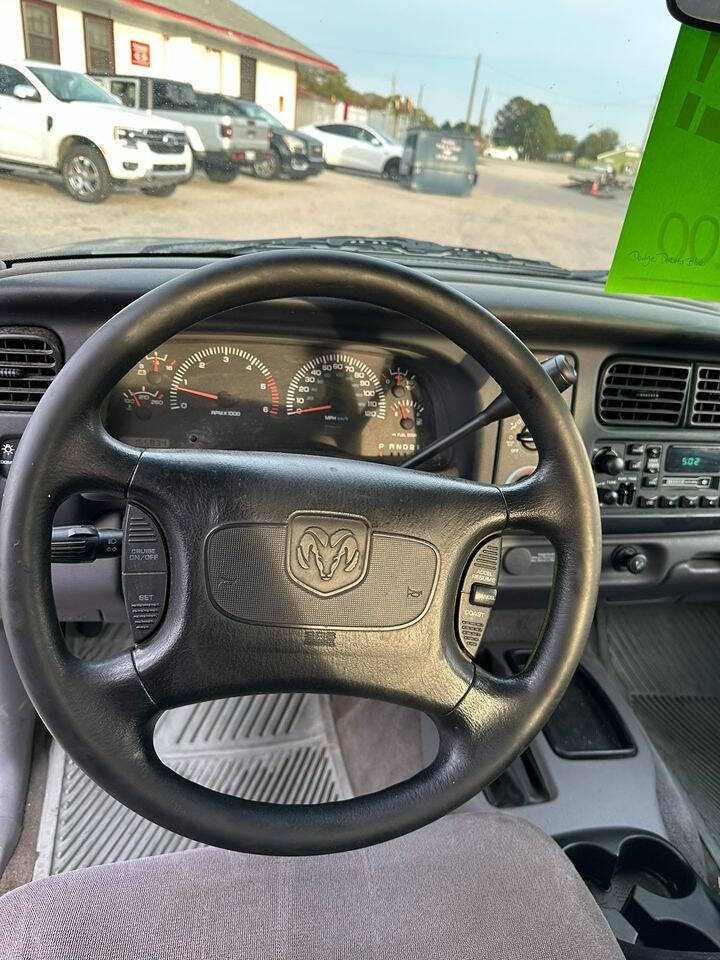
xmin=0 ymin=811 xmax=622 ymax=959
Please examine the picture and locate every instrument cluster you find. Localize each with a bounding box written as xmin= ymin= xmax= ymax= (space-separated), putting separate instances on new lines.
xmin=104 ymin=338 xmax=438 ymax=462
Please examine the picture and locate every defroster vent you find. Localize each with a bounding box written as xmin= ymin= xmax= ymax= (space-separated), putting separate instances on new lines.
xmin=0 ymin=327 xmax=62 ymax=409
xmin=690 ymin=365 xmax=720 ymax=427
xmin=598 ymin=358 xmax=691 ymax=427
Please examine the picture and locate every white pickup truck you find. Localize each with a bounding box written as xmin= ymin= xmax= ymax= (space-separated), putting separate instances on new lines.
xmin=0 ymin=61 xmax=192 ymax=202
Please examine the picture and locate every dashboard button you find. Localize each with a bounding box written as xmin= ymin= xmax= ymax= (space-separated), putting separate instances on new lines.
xmin=659 ymin=496 xmax=678 ymax=508
xmin=700 ymin=496 xmax=718 ymax=508
xmin=680 ymin=496 xmax=699 ymax=508
xmin=625 ymin=458 xmax=643 ymax=471
xmin=637 ymin=496 xmax=657 ymax=508
xmin=643 ymin=475 xmax=659 ymax=488
xmin=647 ymin=446 xmax=662 ymax=458
xmin=0 ymin=437 xmax=20 ymax=477
xmin=645 ymin=459 xmax=660 ymax=474
xmin=628 ymin=444 xmax=645 ymax=456
xmin=599 ymin=487 xmax=619 ymax=505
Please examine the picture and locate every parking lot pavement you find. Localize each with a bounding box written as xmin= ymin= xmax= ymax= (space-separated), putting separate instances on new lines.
xmin=1 ymin=159 xmax=629 ymax=269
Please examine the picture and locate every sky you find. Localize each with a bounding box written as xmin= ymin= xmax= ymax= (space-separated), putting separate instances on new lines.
xmin=242 ymin=0 xmax=680 ymax=145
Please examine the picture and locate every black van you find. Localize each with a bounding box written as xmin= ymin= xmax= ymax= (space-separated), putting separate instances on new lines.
xmin=196 ymin=93 xmax=324 ymax=181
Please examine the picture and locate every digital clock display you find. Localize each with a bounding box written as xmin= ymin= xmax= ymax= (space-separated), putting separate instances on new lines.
xmin=666 ymin=445 xmax=720 ymax=474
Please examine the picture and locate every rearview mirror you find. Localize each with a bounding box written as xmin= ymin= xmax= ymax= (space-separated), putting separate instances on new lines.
xmin=13 ymin=83 xmax=40 ymax=102
xmin=667 ymin=0 xmax=720 ymax=30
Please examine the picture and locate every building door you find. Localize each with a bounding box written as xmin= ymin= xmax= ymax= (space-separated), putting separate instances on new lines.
xmin=83 ymin=14 xmax=115 ymax=75
xmin=21 ymin=0 xmax=59 ymax=64
xmin=240 ymin=56 xmax=256 ymax=101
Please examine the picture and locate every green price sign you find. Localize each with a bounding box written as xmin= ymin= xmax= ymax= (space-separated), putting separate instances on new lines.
xmin=606 ymin=26 xmax=720 ymax=300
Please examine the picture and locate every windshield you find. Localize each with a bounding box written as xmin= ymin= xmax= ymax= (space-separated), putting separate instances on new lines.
xmin=239 ymin=101 xmax=284 ymax=128
xmin=3 ymin=1 xmax=681 ymax=287
xmin=29 ymin=66 xmax=118 ymax=104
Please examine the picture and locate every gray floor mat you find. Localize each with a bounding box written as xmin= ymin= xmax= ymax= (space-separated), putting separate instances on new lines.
xmin=601 ymin=605 xmax=720 ymax=857
xmin=34 ymin=627 xmax=352 ymax=877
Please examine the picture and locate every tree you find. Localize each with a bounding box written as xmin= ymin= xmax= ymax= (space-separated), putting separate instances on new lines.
xmin=492 ymin=97 xmax=558 ymax=160
xmin=556 ymin=132 xmax=578 ymax=152
xmin=575 ymin=127 xmax=620 ymax=160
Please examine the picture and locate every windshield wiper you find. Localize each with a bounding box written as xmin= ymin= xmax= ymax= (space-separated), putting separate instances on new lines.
xmin=138 ymin=235 xmax=578 ymax=277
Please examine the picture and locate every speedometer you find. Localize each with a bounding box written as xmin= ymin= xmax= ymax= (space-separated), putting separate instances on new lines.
xmin=286 ymin=353 xmax=386 ymax=424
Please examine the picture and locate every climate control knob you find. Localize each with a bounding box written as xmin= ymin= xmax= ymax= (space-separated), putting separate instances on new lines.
xmin=594 ymin=448 xmax=624 ymax=476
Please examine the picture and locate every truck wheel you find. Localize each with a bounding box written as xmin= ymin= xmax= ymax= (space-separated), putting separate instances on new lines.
xmin=382 ymin=158 xmax=400 ymax=181
xmin=141 ymin=184 xmax=177 ymax=197
xmin=61 ymin=144 xmax=112 ymax=203
xmin=253 ymin=149 xmax=281 ymax=180
xmin=206 ymin=165 xmax=237 ymax=183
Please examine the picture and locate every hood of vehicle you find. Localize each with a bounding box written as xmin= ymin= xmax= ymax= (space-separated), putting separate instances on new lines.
xmin=273 ymin=129 xmax=323 ymax=152
xmin=77 ymin=101 xmax=186 ymax=133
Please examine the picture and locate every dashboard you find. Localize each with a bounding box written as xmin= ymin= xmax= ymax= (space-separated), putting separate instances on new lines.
xmin=104 ymin=338 xmax=439 ymax=462
xmin=2 ymin=254 xmax=720 ymax=613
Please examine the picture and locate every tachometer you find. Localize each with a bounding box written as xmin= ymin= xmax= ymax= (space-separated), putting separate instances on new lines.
xmin=168 ymin=345 xmax=279 ymax=447
xmin=170 ymin=346 xmax=279 ymax=415
xmin=286 ymin=353 xmax=386 ymax=423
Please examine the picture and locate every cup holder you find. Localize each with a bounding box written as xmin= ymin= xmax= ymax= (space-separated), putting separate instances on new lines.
xmin=559 ymin=829 xmax=720 ymax=952
xmin=566 ymin=835 xmax=697 ymax=903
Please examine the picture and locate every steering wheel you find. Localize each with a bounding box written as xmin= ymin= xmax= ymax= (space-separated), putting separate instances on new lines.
xmin=0 ymin=251 xmax=600 ymax=856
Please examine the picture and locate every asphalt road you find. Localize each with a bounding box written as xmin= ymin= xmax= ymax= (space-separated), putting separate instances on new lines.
xmin=1 ymin=158 xmax=629 ymax=269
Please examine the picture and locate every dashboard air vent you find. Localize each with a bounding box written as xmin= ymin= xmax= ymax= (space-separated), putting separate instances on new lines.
xmin=598 ymin=358 xmax=691 ymax=427
xmin=0 ymin=327 xmax=62 ymax=410
xmin=690 ymin=365 xmax=720 ymax=427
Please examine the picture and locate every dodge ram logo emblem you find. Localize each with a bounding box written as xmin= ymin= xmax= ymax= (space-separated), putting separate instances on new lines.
xmin=286 ymin=512 xmax=370 ymax=596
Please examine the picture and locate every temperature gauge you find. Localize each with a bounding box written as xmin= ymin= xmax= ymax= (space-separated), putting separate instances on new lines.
xmin=122 ymin=387 xmax=166 ymax=421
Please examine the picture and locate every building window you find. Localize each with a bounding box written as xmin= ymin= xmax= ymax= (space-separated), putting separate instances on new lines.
xmin=21 ymin=0 xmax=59 ymax=64
xmin=240 ymin=55 xmax=256 ymax=101
xmin=278 ymin=95 xmax=284 ymax=113
xmin=83 ymin=14 xmax=115 ymax=74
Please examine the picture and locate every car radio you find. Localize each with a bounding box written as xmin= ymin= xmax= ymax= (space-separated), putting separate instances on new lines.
xmin=593 ymin=442 xmax=720 ymax=509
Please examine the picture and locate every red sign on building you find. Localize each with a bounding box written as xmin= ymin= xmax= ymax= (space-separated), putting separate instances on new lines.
xmin=130 ymin=41 xmax=151 ymax=68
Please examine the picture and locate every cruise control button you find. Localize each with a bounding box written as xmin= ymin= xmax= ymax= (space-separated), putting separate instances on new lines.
xmin=122 ymin=504 xmax=167 ymax=574
xmin=122 ymin=571 xmax=167 ymax=642
xmin=469 ymin=584 xmax=497 ymax=606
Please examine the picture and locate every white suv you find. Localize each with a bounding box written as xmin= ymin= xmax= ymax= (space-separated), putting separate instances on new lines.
xmin=299 ymin=122 xmax=403 ymax=178
xmin=0 ymin=62 xmax=192 ymax=202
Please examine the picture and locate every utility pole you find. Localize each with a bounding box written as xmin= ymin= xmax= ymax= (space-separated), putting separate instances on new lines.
xmin=416 ymin=83 xmax=425 ymax=125
xmin=465 ymin=54 xmax=481 ymax=131
xmin=477 ymin=86 xmax=490 ymax=138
